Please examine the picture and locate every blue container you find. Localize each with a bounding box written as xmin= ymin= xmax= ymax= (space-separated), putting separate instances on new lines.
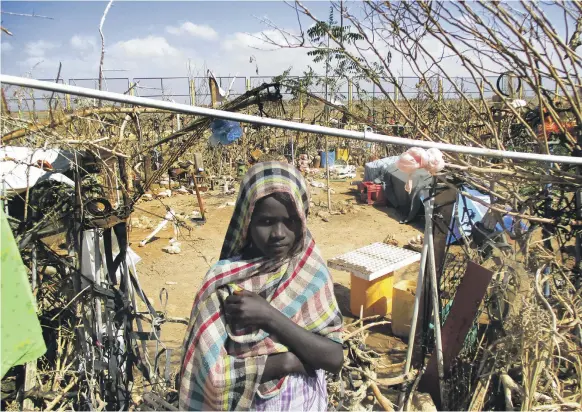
xmin=320 ymin=150 xmax=336 ymax=168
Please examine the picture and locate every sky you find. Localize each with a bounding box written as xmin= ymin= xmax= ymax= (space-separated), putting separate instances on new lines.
xmin=0 ymin=0 xmax=335 ymax=98
xmin=0 ymin=1 xmax=574 ymax=105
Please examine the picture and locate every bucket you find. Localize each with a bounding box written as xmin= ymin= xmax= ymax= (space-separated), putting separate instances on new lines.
xmin=392 ymin=279 xmax=417 ymax=338
xmin=312 ymin=155 xmax=321 ymax=169
xmin=320 ymin=150 xmax=336 ymax=168
xmin=350 ymin=272 xmax=394 ymax=318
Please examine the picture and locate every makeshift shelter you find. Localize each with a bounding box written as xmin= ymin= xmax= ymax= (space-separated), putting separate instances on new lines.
xmin=364 ymin=156 xmax=432 ymax=223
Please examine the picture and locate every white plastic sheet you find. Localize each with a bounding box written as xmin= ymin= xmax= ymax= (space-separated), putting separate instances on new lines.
xmin=0 ymin=146 xmax=75 ymax=196
xmin=81 ymin=229 xmax=141 ymax=287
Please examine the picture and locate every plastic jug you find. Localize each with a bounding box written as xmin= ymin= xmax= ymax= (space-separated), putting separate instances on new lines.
xmin=392 ymin=279 xmax=417 ymax=338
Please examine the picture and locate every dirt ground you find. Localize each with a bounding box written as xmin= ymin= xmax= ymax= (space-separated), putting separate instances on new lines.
xmin=127 ymin=173 xmax=424 ymax=389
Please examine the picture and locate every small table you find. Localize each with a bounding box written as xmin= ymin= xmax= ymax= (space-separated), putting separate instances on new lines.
xmin=328 ymin=242 xmax=421 ymax=317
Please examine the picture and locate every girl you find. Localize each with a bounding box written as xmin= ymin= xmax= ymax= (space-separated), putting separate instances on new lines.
xmin=179 ymin=161 xmax=344 ymax=411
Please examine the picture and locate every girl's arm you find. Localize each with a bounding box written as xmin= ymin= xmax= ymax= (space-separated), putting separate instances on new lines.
xmin=225 ymin=291 xmax=343 ymax=374
xmin=261 ymin=352 xmax=313 ymax=383
xmin=264 ymin=307 xmax=343 ymax=374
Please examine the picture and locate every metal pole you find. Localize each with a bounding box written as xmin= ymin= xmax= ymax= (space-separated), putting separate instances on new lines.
xmin=325 ymin=29 xmax=332 ymax=212
xmin=398 ymin=210 xmax=430 ymax=410
xmin=425 ymin=196 xmax=446 ymax=408
xmin=3 ymin=75 xmax=582 ymax=165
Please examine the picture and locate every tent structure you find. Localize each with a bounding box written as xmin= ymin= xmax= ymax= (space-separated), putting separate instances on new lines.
xmin=364 ymin=156 xmax=432 ymax=223
xmin=365 ymin=158 xmax=527 ymax=244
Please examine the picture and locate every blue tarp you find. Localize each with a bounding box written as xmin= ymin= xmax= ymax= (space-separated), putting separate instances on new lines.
xmin=209 ymin=119 xmax=243 ymax=147
xmin=446 ymin=187 xmax=528 ymax=245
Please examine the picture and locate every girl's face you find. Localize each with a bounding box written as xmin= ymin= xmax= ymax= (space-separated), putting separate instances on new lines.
xmin=248 ymin=194 xmax=300 ymax=260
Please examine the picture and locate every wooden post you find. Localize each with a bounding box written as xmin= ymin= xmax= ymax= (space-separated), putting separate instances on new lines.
xmin=1 ymin=88 xmax=10 ymax=115
xmin=23 ymin=243 xmax=38 ymax=411
xmin=437 ymin=77 xmax=443 ymax=125
xmin=325 ymin=136 xmax=332 ymax=212
xmin=189 ymin=79 xmax=196 ymax=106
xmin=246 ymin=77 xmax=251 ymax=92
xmin=479 ymin=78 xmax=484 ymax=112
xmin=394 ymin=77 xmax=400 ymax=102
xmin=348 ymin=78 xmax=353 ymax=113
xmin=191 ymin=171 xmax=205 ymax=218
xmin=299 ymin=80 xmax=304 ymax=120
xmin=209 ymin=77 xmax=219 ymax=108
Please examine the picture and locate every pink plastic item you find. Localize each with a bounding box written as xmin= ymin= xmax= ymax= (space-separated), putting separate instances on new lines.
xmin=396 ymin=147 xmax=445 ymax=193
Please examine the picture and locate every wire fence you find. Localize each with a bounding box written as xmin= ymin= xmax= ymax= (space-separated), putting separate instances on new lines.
xmin=1 ymin=74 xmax=549 ymax=114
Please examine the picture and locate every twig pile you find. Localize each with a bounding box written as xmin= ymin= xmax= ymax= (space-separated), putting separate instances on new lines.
xmin=327 ymin=316 xmax=414 ymax=411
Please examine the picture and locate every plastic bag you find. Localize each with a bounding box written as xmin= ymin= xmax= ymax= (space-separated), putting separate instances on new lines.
xmin=209 ymin=119 xmax=243 ymax=147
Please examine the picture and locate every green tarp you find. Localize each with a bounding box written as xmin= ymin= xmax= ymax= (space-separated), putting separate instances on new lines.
xmin=1 ymin=204 xmax=46 ymax=379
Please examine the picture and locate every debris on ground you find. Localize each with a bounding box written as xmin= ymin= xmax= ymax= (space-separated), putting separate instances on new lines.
xmin=316 ymin=210 xmax=331 ymax=222
xmin=132 ymin=216 xmax=156 ymax=230
xmin=155 ymin=189 xmax=172 ymax=199
xmin=174 ymin=186 xmax=190 ymax=195
xmin=162 ymin=241 xmax=181 ymax=254
xmin=383 ymin=234 xmax=399 ymax=247
xmin=217 ymin=201 xmax=236 ymax=209
xmin=405 ymin=235 xmax=423 ymax=252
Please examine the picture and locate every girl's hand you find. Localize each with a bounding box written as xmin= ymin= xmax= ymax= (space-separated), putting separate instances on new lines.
xmin=224 ymin=290 xmax=276 ymax=329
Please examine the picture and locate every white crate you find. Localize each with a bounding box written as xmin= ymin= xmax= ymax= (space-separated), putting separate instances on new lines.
xmin=327 ymin=242 xmax=421 ymax=281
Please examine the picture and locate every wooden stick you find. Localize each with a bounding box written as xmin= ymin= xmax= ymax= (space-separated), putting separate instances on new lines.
xmin=22 ymin=362 xmax=37 ymax=411
xmin=343 ymin=320 xmax=391 ymax=341
xmin=44 ymin=377 xmax=78 ymax=411
xmin=376 ymin=372 xmax=416 ymax=387
xmin=370 ymin=381 xmax=395 ymax=411
xmin=191 ymin=170 xmax=205 ymax=218
xmin=2 ymin=107 xmax=172 ymax=142
xmin=347 ymin=314 xmax=381 ymax=328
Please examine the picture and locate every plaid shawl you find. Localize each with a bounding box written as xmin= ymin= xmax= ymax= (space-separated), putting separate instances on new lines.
xmin=179 ymin=161 xmax=343 ymax=411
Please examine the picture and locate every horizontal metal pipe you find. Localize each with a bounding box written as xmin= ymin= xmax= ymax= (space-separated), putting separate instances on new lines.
xmin=1 ymin=74 xmax=580 ymax=165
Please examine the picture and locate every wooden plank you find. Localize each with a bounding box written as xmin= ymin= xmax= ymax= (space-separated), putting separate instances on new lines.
xmin=432 ymin=186 xmax=457 ymax=280
xmin=418 ymin=261 xmax=494 ymax=408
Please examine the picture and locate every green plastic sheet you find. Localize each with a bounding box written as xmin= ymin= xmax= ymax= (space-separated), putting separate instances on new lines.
xmin=1 ymin=204 xmax=46 ymax=379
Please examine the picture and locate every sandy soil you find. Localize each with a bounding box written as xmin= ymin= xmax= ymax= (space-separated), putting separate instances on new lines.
xmin=127 ymin=175 xmax=424 ymax=387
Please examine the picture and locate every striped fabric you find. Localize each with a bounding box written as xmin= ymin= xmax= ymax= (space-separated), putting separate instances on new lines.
xmin=252 ymin=370 xmax=328 ymax=411
xmin=179 ymin=161 xmax=343 ymax=411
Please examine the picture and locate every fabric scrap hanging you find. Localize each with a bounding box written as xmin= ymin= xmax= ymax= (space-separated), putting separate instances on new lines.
xmin=209 ymin=119 xmax=244 ymax=147
xmin=1 ymin=204 xmax=47 ymax=379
